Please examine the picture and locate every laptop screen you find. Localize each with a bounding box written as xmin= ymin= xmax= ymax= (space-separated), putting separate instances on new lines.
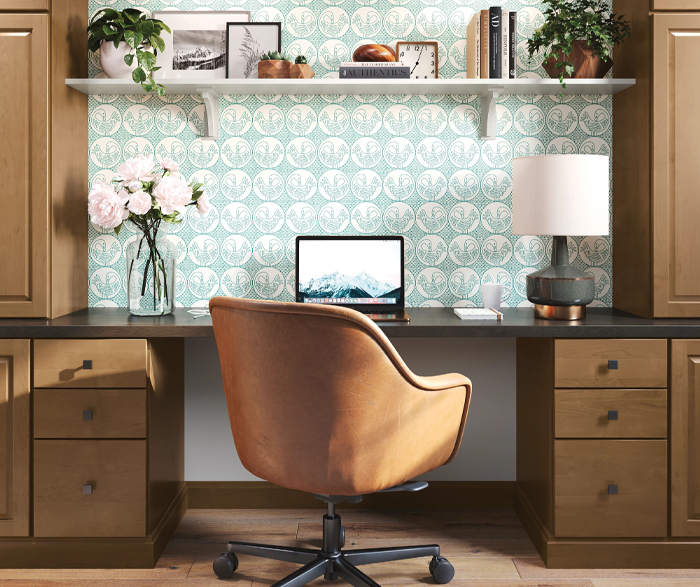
xmin=296 ymin=237 xmax=404 ymax=307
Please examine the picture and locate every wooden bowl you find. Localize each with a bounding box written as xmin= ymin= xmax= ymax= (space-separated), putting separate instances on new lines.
xmin=352 ymin=44 xmax=396 ymax=63
xmin=289 ymin=63 xmax=314 ymax=79
xmin=258 ymin=60 xmax=291 ymax=79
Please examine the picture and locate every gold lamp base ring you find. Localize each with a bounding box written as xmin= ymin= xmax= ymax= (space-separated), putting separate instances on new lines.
xmin=534 ymin=304 xmax=587 ymax=321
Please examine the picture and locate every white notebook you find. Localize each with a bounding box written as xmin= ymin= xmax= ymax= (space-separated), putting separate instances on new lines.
xmin=454 ymin=308 xmax=503 ymax=320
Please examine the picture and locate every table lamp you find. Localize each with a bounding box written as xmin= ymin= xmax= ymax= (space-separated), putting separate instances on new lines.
xmin=513 ymin=154 xmax=610 ymax=321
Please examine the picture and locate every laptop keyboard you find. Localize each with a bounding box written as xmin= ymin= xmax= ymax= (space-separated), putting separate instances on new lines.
xmin=359 ymin=309 xmax=396 ymax=315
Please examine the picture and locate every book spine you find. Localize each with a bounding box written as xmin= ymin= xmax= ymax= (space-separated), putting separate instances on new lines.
xmin=475 ymin=13 xmax=481 ymax=78
xmin=480 ymin=9 xmax=489 ymax=79
xmin=339 ymin=62 xmax=405 ymax=67
xmin=509 ymin=11 xmax=517 ymax=79
xmin=339 ymin=66 xmax=410 ymax=79
xmin=466 ymin=12 xmax=477 ymax=78
xmin=501 ymin=8 xmax=509 ymax=80
xmin=489 ymin=7 xmax=501 ymax=79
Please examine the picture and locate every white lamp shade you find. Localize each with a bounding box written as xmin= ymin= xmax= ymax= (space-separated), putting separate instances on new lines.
xmin=512 ymin=154 xmax=610 ymax=236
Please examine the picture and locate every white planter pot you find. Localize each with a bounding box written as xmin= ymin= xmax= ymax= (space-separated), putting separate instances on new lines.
xmin=100 ymin=41 xmax=137 ymax=79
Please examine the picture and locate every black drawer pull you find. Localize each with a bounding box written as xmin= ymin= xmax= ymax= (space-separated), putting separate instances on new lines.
xmin=83 ymin=484 xmax=93 ymax=495
xmin=608 ymin=410 xmax=618 ymax=421
xmin=608 ymin=360 xmax=618 ymax=370
xmin=83 ymin=360 xmax=93 ymax=370
xmin=83 ymin=410 xmax=93 ymax=421
xmin=608 ymin=484 xmax=618 ymax=495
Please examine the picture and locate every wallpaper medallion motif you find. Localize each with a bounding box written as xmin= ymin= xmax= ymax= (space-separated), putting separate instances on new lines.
xmin=88 ymin=0 xmax=613 ymax=309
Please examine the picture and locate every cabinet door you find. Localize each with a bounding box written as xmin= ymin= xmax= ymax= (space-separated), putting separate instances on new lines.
xmin=0 ymin=341 xmax=30 ymax=536
xmin=0 ymin=14 xmax=49 ymax=318
xmin=653 ymin=1 xmax=700 ymax=9
xmin=653 ymin=15 xmax=700 ymax=316
xmin=671 ymin=340 xmax=700 ymax=536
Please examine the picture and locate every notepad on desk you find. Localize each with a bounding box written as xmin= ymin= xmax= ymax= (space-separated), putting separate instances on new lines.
xmin=454 ymin=308 xmax=503 ymax=320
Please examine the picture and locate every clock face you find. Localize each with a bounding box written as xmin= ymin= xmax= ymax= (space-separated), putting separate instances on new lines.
xmin=397 ymin=43 xmax=438 ymax=79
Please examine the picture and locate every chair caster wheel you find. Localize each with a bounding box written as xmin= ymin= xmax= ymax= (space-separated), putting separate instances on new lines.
xmin=339 ymin=525 xmax=345 ymax=548
xmin=429 ymin=556 xmax=454 ymax=584
xmin=213 ymin=552 xmax=238 ymax=579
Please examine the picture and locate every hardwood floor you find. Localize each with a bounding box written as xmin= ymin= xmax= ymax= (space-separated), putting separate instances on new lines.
xmin=3 ymin=509 xmax=700 ymax=586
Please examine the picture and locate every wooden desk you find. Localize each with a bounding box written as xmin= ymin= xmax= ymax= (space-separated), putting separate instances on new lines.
xmin=1 ymin=307 xmax=699 ymax=569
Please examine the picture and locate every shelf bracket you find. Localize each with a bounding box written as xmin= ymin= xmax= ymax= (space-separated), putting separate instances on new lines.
xmin=480 ymin=87 xmax=503 ymax=141
xmin=197 ymin=88 xmax=220 ymax=141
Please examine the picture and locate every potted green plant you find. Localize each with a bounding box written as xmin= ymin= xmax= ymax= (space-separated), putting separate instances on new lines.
xmin=258 ymin=50 xmax=292 ymax=79
xmin=527 ymin=0 xmax=631 ymax=88
xmin=88 ymin=8 xmax=171 ymax=95
xmin=290 ymin=55 xmax=314 ymax=79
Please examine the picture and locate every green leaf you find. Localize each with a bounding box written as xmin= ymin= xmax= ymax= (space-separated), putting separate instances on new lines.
xmin=150 ymin=34 xmax=165 ymax=53
xmin=124 ymin=30 xmax=137 ymax=48
xmin=138 ymin=49 xmax=156 ymax=71
xmin=114 ymin=223 xmax=122 ymax=236
xmin=132 ymin=66 xmax=147 ymax=83
xmin=123 ymin=53 xmax=134 ymax=66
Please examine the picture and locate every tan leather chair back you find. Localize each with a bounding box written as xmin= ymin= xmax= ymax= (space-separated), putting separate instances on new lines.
xmin=209 ymin=297 xmax=471 ymax=496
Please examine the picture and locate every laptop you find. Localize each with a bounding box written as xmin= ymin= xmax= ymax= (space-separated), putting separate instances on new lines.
xmin=295 ymin=236 xmax=409 ymax=322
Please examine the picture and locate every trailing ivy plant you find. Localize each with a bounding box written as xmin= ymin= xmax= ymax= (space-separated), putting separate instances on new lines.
xmin=527 ymin=0 xmax=630 ymax=88
xmin=88 ymin=8 xmax=171 ymax=95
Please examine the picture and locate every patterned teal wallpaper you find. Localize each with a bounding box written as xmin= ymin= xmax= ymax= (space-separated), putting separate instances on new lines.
xmin=87 ymin=0 xmax=613 ymax=308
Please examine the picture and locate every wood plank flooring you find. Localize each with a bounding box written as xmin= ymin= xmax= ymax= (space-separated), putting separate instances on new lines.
xmin=3 ymin=509 xmax=700 ymax=586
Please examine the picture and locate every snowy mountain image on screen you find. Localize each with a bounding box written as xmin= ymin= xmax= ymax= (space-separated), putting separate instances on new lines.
xmin=300 ymin=271 xmax=400 ymax=299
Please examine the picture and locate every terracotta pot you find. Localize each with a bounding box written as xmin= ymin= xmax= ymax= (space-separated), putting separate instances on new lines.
xmin=542 ymin=40 xmax=613 ymax=79
xmin=100 ymin=41 xmax=138 ymax=79
xmin=289 ymin=63 xmax=314 ymax=79
xmin=258 ymin=60 xmax=291 ymax=79
xmin=352 ymin=44 xmax=396 ymax=63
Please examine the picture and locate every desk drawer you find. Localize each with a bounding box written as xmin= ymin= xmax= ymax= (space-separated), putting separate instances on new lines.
xmin=554 ymin=339 xmax=667 ymax=388
xmin=554 ymin=439 xmax=667 ymax=537
xmin=34 ymin=339 xmax=147 ymax=388
xmin=34 ymin=439 xmax=147 ymax=537
xmin=34 ymin=389 xmax=147 ymax=439
xmin=554 ymin=389 xmax=667 ymax=439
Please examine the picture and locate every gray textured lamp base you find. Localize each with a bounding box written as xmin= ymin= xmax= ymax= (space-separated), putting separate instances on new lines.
xmin=527 ymin=236 xmax=594 ymax=321
xmin=533 ymin=304 xmax=587 ymax=320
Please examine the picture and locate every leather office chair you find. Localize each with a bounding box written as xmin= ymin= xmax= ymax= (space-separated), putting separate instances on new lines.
xmin=209 ymin=297 xmax=472 ymax=586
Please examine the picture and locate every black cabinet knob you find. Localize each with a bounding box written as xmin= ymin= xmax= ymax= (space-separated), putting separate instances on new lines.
xmin=608 ymin=360 xmax=618 ymax=370
xmin=83 ymin=410 xmax=93 ymax=421
xmin=83 ymin=484 xmax=93 ymax=495
xmin=608 ymin=484 xmax=618 ymax=495
xmin=83 ymin=360 xmax=93 ymax=370
xmin=608 ymin=410 xmax=618 ymax=421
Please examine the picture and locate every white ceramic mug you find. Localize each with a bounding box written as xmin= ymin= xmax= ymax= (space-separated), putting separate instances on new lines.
xmin=481 ymin=283 xmax=511 ymax=310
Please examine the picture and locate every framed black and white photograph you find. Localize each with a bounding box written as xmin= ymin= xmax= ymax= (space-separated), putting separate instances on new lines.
xmin=153 ymin=11 xmax=250 ymax=79
xmin=226 ymin=22 xmax=281 ymax=79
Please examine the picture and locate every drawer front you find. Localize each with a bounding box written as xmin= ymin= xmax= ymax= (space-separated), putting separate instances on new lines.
xmin=34 ymin=440 xmax=146 ymax=537
xmin=554 ymin=439 xmax=667 ymax=537
xmin=554 ymin=339 xmax=667 ymax=388
xmin=652 ymin=1 xmax=700 ymax=9
xmin=34 ymin=339 xmax=147 ymax=388
xmin=554 ymin=389 xmax=667 ymax=439
xmin=34 ymin=389 xmax=147 ymax=439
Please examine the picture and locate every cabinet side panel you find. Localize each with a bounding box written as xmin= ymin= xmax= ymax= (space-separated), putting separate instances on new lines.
xmin=612 ymin=0 xmax=653 ymax=317
xmin=516 ymin=338 xmax=554 ymax=533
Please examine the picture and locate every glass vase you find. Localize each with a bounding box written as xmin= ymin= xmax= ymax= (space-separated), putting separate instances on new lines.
xmin=126 ymin=230 xmax=176 ymax=316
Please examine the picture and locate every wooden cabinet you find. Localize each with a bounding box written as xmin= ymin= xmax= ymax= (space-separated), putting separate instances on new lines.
xmin=614 ymin=3 xmax=700 ymax=316
xmin=0 ymin=1 xmax=87 ymax=318
xmin=0 ymin=341 xmax=30 ymax=537
xmin=671 ymin=340 xmax=700 ymax=536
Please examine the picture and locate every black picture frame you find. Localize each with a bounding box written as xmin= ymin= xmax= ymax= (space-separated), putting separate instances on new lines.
xmin=226 ymin=22 xmax=282 ymax=79
xmin=295 ymin=235 xmax=405 ymax=311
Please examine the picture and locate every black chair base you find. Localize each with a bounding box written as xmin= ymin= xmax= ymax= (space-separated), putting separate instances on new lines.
xmin=213 ymin=510 xmax=454 ymax=586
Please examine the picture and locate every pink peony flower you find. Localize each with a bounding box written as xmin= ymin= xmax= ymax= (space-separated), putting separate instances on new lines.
xmin=153 ymin=175 xmax=193 ymax=215
xmin=88 ymin=182 xmax=128 ymax=229
xmin=196 ymin=192 xmax=212 ymax=215
xmin=117 ymin=155 xmax=155 ymax=182
xmin=127 ymin=190 xmax=152 ymax=215
xmin=160 ymin=157 xmax=180 ymax=173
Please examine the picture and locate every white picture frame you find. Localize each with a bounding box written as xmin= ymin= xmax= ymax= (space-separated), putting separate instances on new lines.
xmin=153 ymin=11 xmax=250 ymax=79
xmin=226 ymin=22 xmax=282 ymax=79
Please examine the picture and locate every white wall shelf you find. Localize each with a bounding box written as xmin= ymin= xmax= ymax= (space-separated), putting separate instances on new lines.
xmin=67 ymin=77 xmax=635 ymax=140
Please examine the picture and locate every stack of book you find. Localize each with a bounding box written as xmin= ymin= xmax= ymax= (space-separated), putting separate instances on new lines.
xmin=339 ymin=62 xmax=410 ymax=79
xmin=466 ymin=8 xmax=517 ymax=79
